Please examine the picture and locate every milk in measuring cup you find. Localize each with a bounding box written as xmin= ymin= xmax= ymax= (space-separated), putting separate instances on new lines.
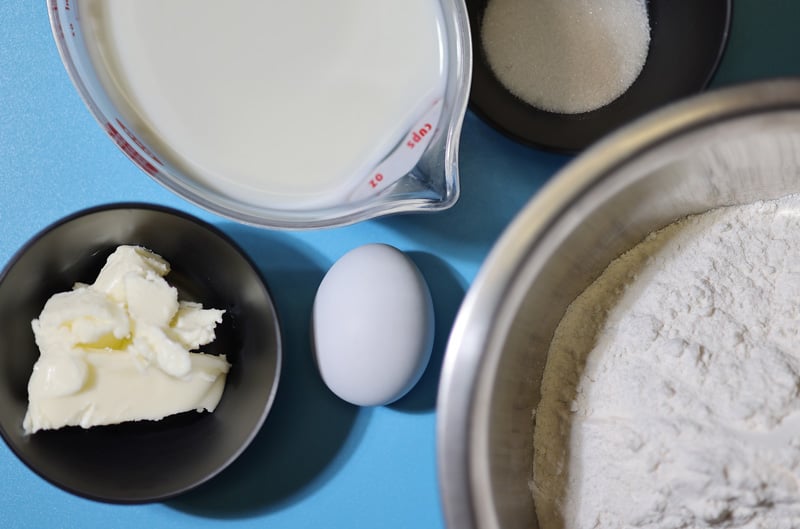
xmin=77 ymin=0 xmax=447 ymax=210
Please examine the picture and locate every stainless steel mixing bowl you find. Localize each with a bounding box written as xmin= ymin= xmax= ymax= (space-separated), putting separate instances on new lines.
xmin=437 ymin=78 xmax=800 ymax=529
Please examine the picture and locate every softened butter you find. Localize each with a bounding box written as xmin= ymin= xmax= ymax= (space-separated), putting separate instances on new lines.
xmin=23 ymin=245 xmax=230 ymax=434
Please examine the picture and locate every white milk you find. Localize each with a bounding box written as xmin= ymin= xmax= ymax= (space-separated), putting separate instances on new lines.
xmin=77 ymin=0 xmax=447 ymax=210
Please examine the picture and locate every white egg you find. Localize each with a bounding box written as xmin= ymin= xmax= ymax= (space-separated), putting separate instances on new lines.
xmin=312 ymin=243 xmax=434 ymax=406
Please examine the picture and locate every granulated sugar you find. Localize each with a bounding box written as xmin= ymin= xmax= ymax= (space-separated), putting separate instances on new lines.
xmin=533 ymin=195 xmax=800 ymax=528
xmin=481 ymin=0 xmax=650 ymax=114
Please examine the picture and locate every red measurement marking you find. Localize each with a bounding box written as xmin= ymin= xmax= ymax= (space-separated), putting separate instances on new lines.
xmin=69 ymin=23 xmax=75 ymax=37
xmin=406 ymin=123 xmax=433 ymax=149
xmin=54 ymin=23 xmax=65 ymax=43
xmin=64 ymin=0 xmax=71 ymax=10
xmin=105 ymin=123 xmax=158 ymax=177
xmin=115 ymin=119 xmax=164 ymax=165
xmin=368 ymin=173 xmax=384 ymax=189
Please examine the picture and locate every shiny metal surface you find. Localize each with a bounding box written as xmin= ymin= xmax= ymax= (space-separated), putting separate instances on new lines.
xmin=437 ymin=79 xmax=800 ymax=529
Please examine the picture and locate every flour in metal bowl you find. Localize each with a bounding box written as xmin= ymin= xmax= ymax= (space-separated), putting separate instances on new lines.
xmin=535 ymin=194 xmax=800 ymax=527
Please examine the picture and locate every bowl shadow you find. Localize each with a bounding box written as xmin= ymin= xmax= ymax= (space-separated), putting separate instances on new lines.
xmin=168 ymin=223 xmax=365 ymax=518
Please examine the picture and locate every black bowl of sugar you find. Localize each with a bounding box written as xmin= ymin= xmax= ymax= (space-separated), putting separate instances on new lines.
xmin=467 ymin=0 xmax=732 ymax=152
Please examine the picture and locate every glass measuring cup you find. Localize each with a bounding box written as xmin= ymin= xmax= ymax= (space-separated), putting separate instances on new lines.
xmin=47 ymin=1 xmax=472 ymax=229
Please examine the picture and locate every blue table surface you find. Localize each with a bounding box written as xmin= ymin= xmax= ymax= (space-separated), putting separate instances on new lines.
xmin=3 ymin=2 xmax=800 ymax=528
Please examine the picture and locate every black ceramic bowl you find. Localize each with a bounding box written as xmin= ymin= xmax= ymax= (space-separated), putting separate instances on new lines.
xmin=467 ymin=0 xmax=732 ymax=152
xmin=0 ymin=204 xmax=282 ymax=503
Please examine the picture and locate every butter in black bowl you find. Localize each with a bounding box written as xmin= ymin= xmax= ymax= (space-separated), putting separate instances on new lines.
xmin=0 ymin=203 xmax=281 ymax=503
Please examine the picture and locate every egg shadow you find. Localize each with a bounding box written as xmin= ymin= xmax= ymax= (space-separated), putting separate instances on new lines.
xmin=388 ymin=251 xmax=467 ymax=413
xmin=168 ymin=223 xmax=366 ymax=518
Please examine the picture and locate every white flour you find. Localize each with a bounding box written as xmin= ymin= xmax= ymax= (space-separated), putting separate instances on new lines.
xmin=533 ymin=195 xmax=800 ymax=528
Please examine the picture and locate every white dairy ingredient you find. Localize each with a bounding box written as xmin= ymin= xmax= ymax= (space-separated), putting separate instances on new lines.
xmin=23 ymin=245 xmax=230 ymax=434
xmin=481 ymin=0 xmax=650 ymax=114
xmin=533 ymin=195 xmax=800 ymax=528
xmin=77 ymin=0 xmax=447 ymax=209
